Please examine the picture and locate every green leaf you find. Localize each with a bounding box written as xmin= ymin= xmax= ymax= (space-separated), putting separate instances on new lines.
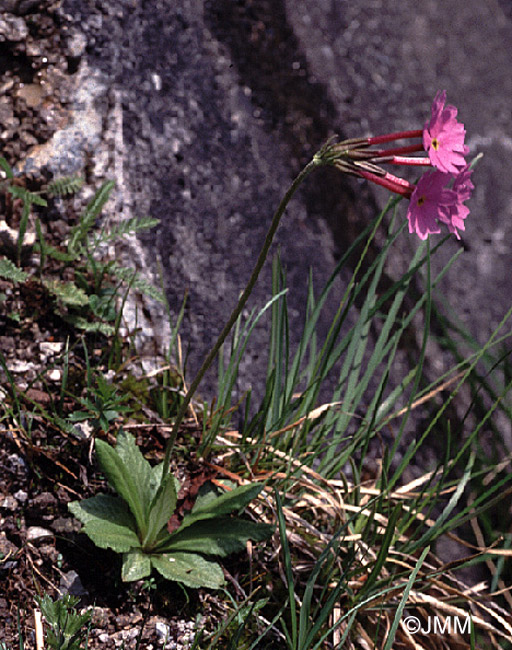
xmin=179 ymin=482 xmax=264 ymax=532
xmin=0 ymin=157 xmax=14 ymax=179
xmin=90 ymin=216 xmax=159 ymax=247
xmin=148 ymin=461 xmax=180 ymax=504
xmin=43 ymin=243 xmax=77 ymax=262
xmin=46 ymin=175 xmax=84 ymax=197
xmin=0 ymin=258 xmax=28 ymax=283
xmin=95 ymin=434 xmax=149 ymax=538
xmin=63 ymin=314 xmax=115 ymax=335
xmin=43 ymin=279 xmax=89 ymax=306
xmin=150 ymin=552 xmax=225 ymax=589
xmin=35 ymin=594 xmax=92 ymax=649
xmin=68 ymin=494 xmax=140 ymax=552
xmin=157 ymin=518 xmax=274 ymax=557
xmin=143 ymin=472 xmax=177 ymax=550
xmin=7 ymin=184 xmax=47 ymax=206
xmin=109 ymin=263 xmax=165 ymax=303
xmin=122 ymin=549 xmax=152 ymax=582
xmin=89 ymin=292 xmax=117 ymax=321
xmin=68 ymin=180 xmax=115 ymax=252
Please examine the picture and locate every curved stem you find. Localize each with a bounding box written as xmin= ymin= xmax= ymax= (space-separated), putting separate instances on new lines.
xmin=160 ymin=157 xmax=320 ymax=480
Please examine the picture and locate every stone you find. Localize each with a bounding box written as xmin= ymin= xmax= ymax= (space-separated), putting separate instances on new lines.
xmin=0 ymin=14 xmax=28 ymax=42
xmin=0 ymin=220 xmax=36 ymax=259
xmin=26 ymin=525 xmax=54 ymax=542
xmin=0 ymin=495 xmax=18 ymax=511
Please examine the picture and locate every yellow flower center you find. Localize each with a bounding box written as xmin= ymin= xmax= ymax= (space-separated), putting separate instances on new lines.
xmin=431 ymin=138 xmax=440 ymax=151
xmin=417 ymin=195 xmax=426 ymax=207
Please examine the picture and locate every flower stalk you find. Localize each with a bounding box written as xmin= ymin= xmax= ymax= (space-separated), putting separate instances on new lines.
xmin=159 ymin=157 xmax=321 ymax=486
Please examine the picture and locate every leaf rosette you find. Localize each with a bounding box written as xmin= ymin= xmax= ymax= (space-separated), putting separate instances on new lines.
xmin=68 ymin=430 xmax=273 ymax=589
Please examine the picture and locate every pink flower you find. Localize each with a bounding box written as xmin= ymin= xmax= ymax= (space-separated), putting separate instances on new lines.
xmin=406 ymin=171 xmax=458 ymax=240
xmin=438 ymin=167 xmax=474 ymax=239
xmin=423 ymin=90 xmax=469 ymax=175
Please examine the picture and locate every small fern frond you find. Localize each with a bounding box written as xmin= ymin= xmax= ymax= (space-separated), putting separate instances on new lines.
xmin=46 ymin=175 xmax=84 ymax=197
xmin=40 ymin=244 xmax=77 ymax=263
xmin=0 ymin=257 xmax=29 ymax=282
xmin=89 ymin=215 xmax=159 ymax=247
xmin=8 ymin=185 xmax=47 ymax=207
xmin=110 ymin=263 xmax=165 ymax=303
xmin=64 ymin=314 xmax=115 ymax=335
xmin=43 ymin=279 xmax=89 ymax=307
xmin=68 ymin=180 xmax=115 ymax=252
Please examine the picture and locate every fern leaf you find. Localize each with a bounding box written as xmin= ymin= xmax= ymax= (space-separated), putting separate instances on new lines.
xmin=46 ymin=175 xmax=84 ymax=197
xmin=90 ymin=216 xmax=159 ymax=247
xmin=64 ymin=314 xmax=115 ymax=335
xmin=68 ymin=180 xmax=115 ymax=252
xmin=41 ymin=244 xmax=77 ymax=263
xmin=8 ymin=185 xmax=47 ymax=207
xmin=43 ymin=279 xmax=89 ymax=307
xmin=0 ymin=257 xmax=29 ymax=282
xmin=110 ymin=263 xmax=165 ymax=303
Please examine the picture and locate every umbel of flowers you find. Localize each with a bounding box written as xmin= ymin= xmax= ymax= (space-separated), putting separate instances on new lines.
xmin=320 ymin=91 xmax=474 ymax=240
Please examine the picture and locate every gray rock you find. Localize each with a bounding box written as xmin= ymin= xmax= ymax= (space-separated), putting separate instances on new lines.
xmin=58 ymin=0 xmax=512 ymax=419
xmin=59 ymin=569 xmax=88 ymax=597
xmin=66 ymin=30 xmax=87 ymax=58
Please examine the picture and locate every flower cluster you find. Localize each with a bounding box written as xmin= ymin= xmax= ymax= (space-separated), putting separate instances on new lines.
xmin=325 ymin=91 xmax=474 ymax=240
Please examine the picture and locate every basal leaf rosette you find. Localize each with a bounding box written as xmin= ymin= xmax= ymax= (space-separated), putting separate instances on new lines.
xmin=68 ymin=431 xmax=273 ymax=589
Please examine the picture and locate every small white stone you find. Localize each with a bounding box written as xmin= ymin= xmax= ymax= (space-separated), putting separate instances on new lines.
xmin=46 ymin=369 xmax=61 ymax=382
xmin=39 ymin=341 xmax=64 ymax=355
xmin=26 ymin=526 xmax=54 ymax=542
xmin=14 ymin=490 xmax=28 ymax=502
xmin=0 ymin=495 xmax=18 ymax=510
xmin=7 ymin=360 xmax=34 ymax=374
xmin=155 ymin=621 xmax=170 ymax=641
xmin=72 ymin=421 xmax=94 ymax=440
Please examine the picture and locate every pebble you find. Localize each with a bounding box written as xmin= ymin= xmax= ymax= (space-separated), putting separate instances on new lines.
xmin=6 ymin=359 xmax=36 ymax=374
xmin=0 ymin=219 xmax=36 ymax=258
xmin=0 ymin=495 xmax=18 ymax=511
xmin=26 ymin=525 xmax=54 ymax=542
xmin=6 ymin=453 xmax=28 ymax=475
xmin=0 ymin=14 xmax=28 ymax=42
xmin=155 ymin=621 xmax=170 ymax=641
xmin=39 ymin=341 xmax=64 ymax=356
xmin=13 ymin=489 xmax=28 ymax=502
xmin=67 ymin=31 xmax=87 ymax=59
xmin=59 ymin=569 xmax=88 ymax=597
xmin=90 ymin=606 xmax=110 ymax=628
xmin=46 ymin=368 xmax=61 ymax=381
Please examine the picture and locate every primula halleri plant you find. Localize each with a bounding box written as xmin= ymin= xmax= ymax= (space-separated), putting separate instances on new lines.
xmin=322 ymin=89 xmax=475 ymax=240
xmin=68 ymin=430 xmax=273 ymax=589
xmin=149 ymin=90 xmax=476 ymax=516
xmin=68 ymin=91 xmax=475 ymax=595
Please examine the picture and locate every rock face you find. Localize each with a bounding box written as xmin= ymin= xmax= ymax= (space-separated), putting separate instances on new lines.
xmin=50 ymin=0 xmax=512 ymax=409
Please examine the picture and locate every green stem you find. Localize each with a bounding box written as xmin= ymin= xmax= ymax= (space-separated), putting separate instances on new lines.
xmin=160 ymin=157 xmax=320 ymax=481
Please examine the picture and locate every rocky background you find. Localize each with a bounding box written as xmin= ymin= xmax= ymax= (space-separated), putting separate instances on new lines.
xmin=3 ymin=0 xmax=512 ymax=419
